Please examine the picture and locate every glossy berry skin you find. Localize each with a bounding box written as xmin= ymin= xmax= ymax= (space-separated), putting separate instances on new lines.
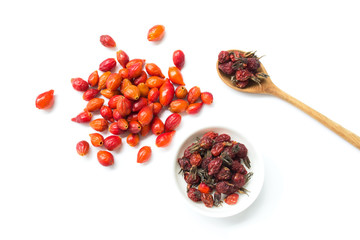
xmin=35 ymin=90 xmax=54 ymax=109
xmin=84 ymin=98 xmax=105 ymax=112
xmin=103 ymin=135 xmax=122 ymax=151
xmin=83 ymin=89 xmax=100 ymax=101
xmin=145 ymin=63 xmax=165 ymax=78
xmin=89 ymin=133 xmax=104 ymax=147
xmin=76 ymin=141 xmax=90 ymax=156
xmin=198 ymin=183 xmax=211 ymax=194
xmin=126 ymin=133 xmax=140 ymax=147
xmin=126 ymin=59 xmax=145 ymax=79
xmin=200 ymin=92 xmax=213 ymax=104
xmin=89 ymin=118 xmax=108 ymax=132
xmin=99 ymin=58 xmax=117 ymax=72
xmin=175 ymin=86 xmax=187 ymax=99
xmin=88 ymin=70 xmax=99 ymax=87
xmin=138 ymin=105 xmax=154 ymax=126
xmin=155 ymin=131 xmax=175 ymax=147
xmin=147 ymin=25 xmax=165 ymax=41
xmin=186 ymin=102 xmax=203 ymax=114
xmin=108 ymin=122 xmax=124 ymax=135
xmin=169 ymin=99 xmax=188 ymax=113
xmin=151 ymin=116 xmax=164 ymax=135
xmin=187 ymin=86 xmax=201 ymax=104
xmin=71 ymin=78 xmax=89 ymax=92
xmin=128 ymin=120 xmax=142 ymax=134
xmin=116 ymin=50 xmax=129 ymax=68
xmin=168 ymin=66 xmax=185 ymax=85
xmin=97 ymin=150 xmax=114 ymax=166
xmin=100 ymin=35 xmax=116 ymax=48
xmin=159 ymin=79 xmax=174 ymax=106
xmin=164 ymin=113 xmax=181 ymax=132
xmin=224 ymin=193 xmax=239 ymax=205
xmin=71 ymin=111 xmax=93 ymax=123
xmin=173 ymin=50 xmax=185 ymax=70
xmin=137 ymin=146 xmax=152 ymax=163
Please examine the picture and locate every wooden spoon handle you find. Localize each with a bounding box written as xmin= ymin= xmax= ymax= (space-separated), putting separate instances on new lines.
xmin=267 ymin=85 xmax=360 ymax=150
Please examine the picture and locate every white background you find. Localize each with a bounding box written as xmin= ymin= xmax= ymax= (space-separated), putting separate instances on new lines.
xmin=1 ymin=0 xmax=360 ymax=239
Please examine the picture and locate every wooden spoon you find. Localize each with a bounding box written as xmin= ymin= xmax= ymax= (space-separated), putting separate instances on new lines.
xmin=216 ymin=50 xmax=360 ymax=150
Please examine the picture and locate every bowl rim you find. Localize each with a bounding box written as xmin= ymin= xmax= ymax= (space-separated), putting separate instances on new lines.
xmin=173 ymin=125 xmax=265 ymax=218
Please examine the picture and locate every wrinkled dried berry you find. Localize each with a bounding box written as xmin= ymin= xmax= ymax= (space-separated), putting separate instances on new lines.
xmin=187 ymin=188 xmax=201 ymax=202
xmin=218 ymin=51 xmax=230 ymax=64
xmin=207 ymin=157 xmax=222 ymax=175
xmin=178 ymin=157 xmax=191 ymax=171
xmin=201 ymin=193 xmax=214 ymax=208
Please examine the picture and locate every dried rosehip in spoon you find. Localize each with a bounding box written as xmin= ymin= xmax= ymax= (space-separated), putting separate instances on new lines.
xmin=217 ymin=49 xmax=360 ymax=150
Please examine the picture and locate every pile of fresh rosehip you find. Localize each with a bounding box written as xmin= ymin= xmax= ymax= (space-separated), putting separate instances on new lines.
xmin=35 ymin=26 xmax=213 ymax=166
xmin=178 ymin=131 xmax=252 ymax=207
xmin=217 ymin=50 xmax=268 ymax=88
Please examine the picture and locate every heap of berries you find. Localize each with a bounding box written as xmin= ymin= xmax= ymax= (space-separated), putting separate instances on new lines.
xmin=217 ymin=50 xmax=268 ymax=89
xmin=178 ymin=131 xmax=253 ymax=207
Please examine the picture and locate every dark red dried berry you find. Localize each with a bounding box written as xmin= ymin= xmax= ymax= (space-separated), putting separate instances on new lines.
xmin=235 ymin=69 xmax=253 ymax=81
xmin=218 ymin=51 xmax=230 ymax=64
xmin=236 ymin=80 xmax=249 ymax=88
xmin=246 ymin=57 xmax=260 ymax=72
xmin=199 ymin=136 xmax=213 ymax=149
xmin=187 ymin=188 xmax=201 ymax=202
xmin=184 ymin=171 xmax=200 ymax=185
xmin=236 ymin=143 xmax=248 ymax=158
xmin=211 ymin=142 xmax=224 ymax=157
xmin=201 ymin=193 xmax=214 ymax=208
xmin=215 ymin=181 xmax=238 ymax=195
xmin=200 ymin=157 xmax=212 ymax=171
xmin=213 ymin=191 xmax=222 ymax=207
xmin=216 ymin=166 xmax=232 ymax=181
xmin=218 ymin=61 xmax=235 ymax=75
xmin=231 ymin=160 xmax=242 ymax=173
xmin=232 ymin=172 xmax=246 ymax=188
xmin=178 ymin=157 xmax=191 ymax=171
xmin=189 ymin=153 xmax=202 ymax=167
xmin=214 ymin=133 xmax=231 ymax=143
xmin=207 ymin=157 xmax=222 ymax=175
xmin=202 ymin=131 xmax=218 ymax=140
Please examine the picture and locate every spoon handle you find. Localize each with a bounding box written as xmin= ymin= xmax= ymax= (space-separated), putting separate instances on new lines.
xmin=268 ymin=85 xmax=360 ymax=150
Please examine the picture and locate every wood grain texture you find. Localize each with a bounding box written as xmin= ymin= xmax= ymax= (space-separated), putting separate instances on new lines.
xmin=217 ymin=50 xmax=360 ymax=150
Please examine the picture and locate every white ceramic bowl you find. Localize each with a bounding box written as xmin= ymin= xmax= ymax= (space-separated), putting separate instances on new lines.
xmin=174 ymin=126 xmax=264 ymax=218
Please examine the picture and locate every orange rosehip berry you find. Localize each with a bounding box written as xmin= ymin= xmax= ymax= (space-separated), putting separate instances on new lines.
xmin=137 ymin=146 xmax=152 ymax=163
xmin=76 ymin=140 xmax=90 ymax=156
xmin=97 ymin=150 xmax=114 ymax=166
xmin=147 ymin=25 xmax=165 ymax=41
xmin=35 ymin=90 xmax=55 ymax=110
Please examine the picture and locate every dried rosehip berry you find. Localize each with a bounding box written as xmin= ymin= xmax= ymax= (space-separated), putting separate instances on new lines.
xmin=178 ymin=157 xmax=191 ymax=171
xmin=89 ymin=118 xmax=108 ymax=132
xmin=216 ymin=166 xmax=232 ymax=181
xmin=145 ymin=63 xmax=165 ymax=78
xmin=218 ymin=61 xmax=235 ymax=75
xmin=198 ymin=183 xmax=211 ymax=194
xmin=168 ymin=66 xmax=185 ymax=85
xmin=137 ymin=146 xmax=152 ymax=163
xmin=151 ymin=116 xmax=164 ymax=135
xmin=224 ymin=193 xmax=239 ymax=205
xmin=116 ymin=50 xmax=129 ymax=68
xmin=214 ymin=133 xmax=231 ymax=143
xmin=232 ymin=172 xmax=246 ymax=188
xmin=126 ymin=133 xmax=140 ymax=147
xmin=72 ymin=111 xmax=92 ymax=123
xmin=201 ymin=193 xmax=214 ymax=208
xmin=215 ymin=181 xmax=238 ymax=195
xmin=200 ymin=92 xmax=213 ymax=105
xmin=213 ymin=191 xmax=222 ymax=207
xmin=103 ymin=135 xmax=122 ymax=151
xmin=187 ymin=86 xmax=201 ymax=104
xmin=207 ymin=157 xmax=222 ymax=175
xmin=190 ymin=153 xmax=202 ymax=166
xmin=35 ymin=90 xmax=55 ymax=109
xmin=184 ymin=171 xmax=200 ymax=185
xmin=99 ymin=58 xmax=117 ymax=72
xmin=236 ymin=143 xmax=248 ymax=158
xmin=246 ymin=57 xmax=260 ymax=72
xmin=218 ymin=51 xmax=230 ymax=64
xmin=71 ymin=78 xmax=89 ymax=91
xmin=76 ymin=140 xmax=90 ymax=156
xmin=84 ymin=98 xmax=104 ymax=112
xmin=83 ymin=88 xmax=100 ymax=101
xmin=173 ymin=50 xmax=185 ymax=70
xmin=147 ymin=25 xmax=165 ymax=41
xmin=199 ymin=136 xmax=213 ymax=149
xmin=164 ymin=113 xmax=181 ymax=132
xmin=89 ymin=133 xmax=104 ymax=147
xmin=100 ymin=35 xmax=116 ymax=48
xmin=235 ymin=69 xmax=252 ymax=81
xmin=97 ymin=150 xmax=114 ymax=166
xmin=187 ymin=188 xmax=201 ymax=202
xmin=211 ymin=142 xmax=224 ymax=157
xmin=155 ymin=131 xmax=175 ymax=147
xmin=159 ymin=79 xmax=174 ymax=106
xmin=201 ymin=157 xmax=212 ymax=170
xmin=202 ymin=131 xmax=218 ymax=140
xmin=175 ymin=86 xmax=187 ymax=99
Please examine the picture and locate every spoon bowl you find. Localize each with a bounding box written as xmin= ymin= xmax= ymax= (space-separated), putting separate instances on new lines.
xmin=217 ymin=50 xmax=360 ymax=150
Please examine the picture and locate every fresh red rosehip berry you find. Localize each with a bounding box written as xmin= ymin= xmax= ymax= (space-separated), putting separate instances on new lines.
xmin=103 ymin=135 xmax=122 ymax=151
xmin=35 ymin=90 xmax=55 ymax=109
xmin=137 ymin=146 xmax=152 ymax=163
xmin=99 ymin=58 xmax=117 ymax=72
xmin=173 ymin=50 xmax=185 ymax=70
xmin=71 ymin=78 xmax=89 ymax=91
xmin=89 ymin=133 xmax=104 ymax=147
xmin=155 ymin=131 xmax=175 ymax=147
xmin=71 ymin=111 xmax=93 ymax=123
xmin=76 ymin=140 xmax=90 ymax=156
xmin=100 ymin=35 xmax=116 ymax=48
xmin=147 ymin=25 xmax=165 ymax=41
xmin=97 ymin=150 xmax=114 ymax=166
xmin=164 ymin=113 xmax=181 ymax=132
